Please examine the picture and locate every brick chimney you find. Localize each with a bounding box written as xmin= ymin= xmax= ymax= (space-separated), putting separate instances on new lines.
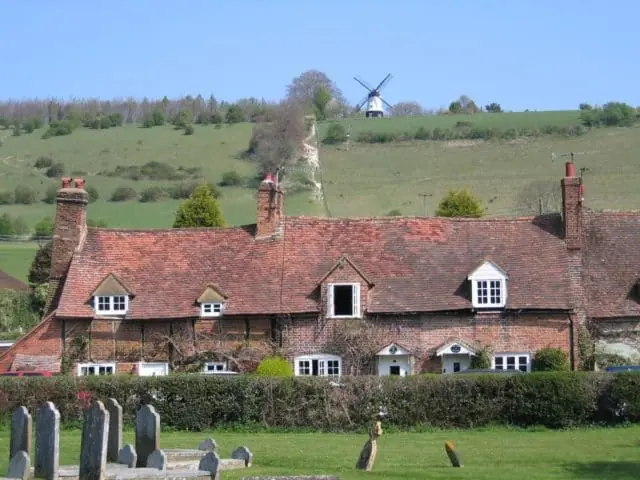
xmin=561 ymin=162 xmax=583 ymax=250
xmin=256 ymin=173 xmax=284 ymax=237
xmin=50 ymin=178 xmax=89 ymax=281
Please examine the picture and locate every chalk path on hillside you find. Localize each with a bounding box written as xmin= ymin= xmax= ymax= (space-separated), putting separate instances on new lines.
xmin=301 ymin=121 xmax=323 ymax=198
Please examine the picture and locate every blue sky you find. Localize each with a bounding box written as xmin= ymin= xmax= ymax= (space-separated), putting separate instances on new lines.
xmin=3 ymin=0 xmax=638 ymax=111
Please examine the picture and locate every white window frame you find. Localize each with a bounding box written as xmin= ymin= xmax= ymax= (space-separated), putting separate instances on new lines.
xmin=77 ymin=362 xmax=116 ymax=376
xmin=203 ymin=361 xmax=229 ymax=374
xmin=327 ymin=283 xmax=361 ymax=318
xmin=137 ymin=362 xmax=169 ymax=377
xmin=294 ymin=354 xmax=342 ymax=377
xmin=200 ymin=302 xmax=224 ymax=317
xmin=471 ymin=279 xmax=506 ymax=309
xmin=93 ymin=295 xmax=129 ymax=314
xmin=492 ymin=353 xmax=531 ymax=372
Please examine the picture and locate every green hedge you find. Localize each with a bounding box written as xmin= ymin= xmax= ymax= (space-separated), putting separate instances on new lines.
xmin=0 ymin=372 xmax=639 ymax=432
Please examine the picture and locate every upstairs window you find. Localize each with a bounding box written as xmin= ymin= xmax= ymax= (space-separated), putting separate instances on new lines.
xmin=201 ymin=302 xmax=223 ymax=317
xmin=327 ymin=283 xmax=361 ymax=318
xmin=468 ymin=260 xmax=507 ymax=309
xmin=94 ymin=295 xmax=129 ymax=314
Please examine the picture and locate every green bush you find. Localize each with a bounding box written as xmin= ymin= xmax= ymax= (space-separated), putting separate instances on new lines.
xmin=14 ymin=185 xmax=38 ymax=205
xmin=34 ymin=156 xmax=53 ymax=169
xmin=110 ymin=186 xmax=137 ymax=202
xmin=255 ymin=356 xmax=294 ymax=377
xmin=322 ymin=123 xmax=347 ymax=144
xmin=0 ymin=372 xmax=638 ymax=431
xmin=533 ymin=347 xmax=570 ymax=371
xmin=219 ymin=171 xmax=243 ymax=187
xmin=45 ymin=163 xmax=66 ymax=178
xmin=139 ymin=186 xmax=169 ymax=203
xmin=86 ymin=185 xmax=99 ymax=203
xmin=0 ymin=190 xmax=15 ymax=205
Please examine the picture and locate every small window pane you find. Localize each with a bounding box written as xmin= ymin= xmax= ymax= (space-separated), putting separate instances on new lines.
xmin=298 ymin=360 xmax=310 ymax=375
xmin=495 ymin=357 xmax=504 ymax=370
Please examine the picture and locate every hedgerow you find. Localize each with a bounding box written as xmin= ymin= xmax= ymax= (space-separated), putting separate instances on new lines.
xmin=1 ymin=372 xmax=639 ymax=432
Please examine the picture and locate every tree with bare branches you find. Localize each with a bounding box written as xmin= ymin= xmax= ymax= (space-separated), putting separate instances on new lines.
xmin=324 ymin=319 xmax=388 ymax=375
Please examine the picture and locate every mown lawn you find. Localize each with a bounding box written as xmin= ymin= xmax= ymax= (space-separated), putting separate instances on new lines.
xmin=0 ymin=426 xmax=639 ymax=479
xmin=0 ymin=241 xmax=39 ymax=282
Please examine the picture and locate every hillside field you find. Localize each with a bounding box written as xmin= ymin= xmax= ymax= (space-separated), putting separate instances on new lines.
xmin=1 ymin=110 xmax=639 ymax=280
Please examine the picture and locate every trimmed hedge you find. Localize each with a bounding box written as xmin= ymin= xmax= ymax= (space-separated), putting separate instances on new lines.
xmin=1 ymin=372 xmax=639 ymax=432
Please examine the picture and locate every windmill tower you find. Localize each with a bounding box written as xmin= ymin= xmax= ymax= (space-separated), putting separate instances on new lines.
xmin=354 ymin=74 xmax=393 ymax=118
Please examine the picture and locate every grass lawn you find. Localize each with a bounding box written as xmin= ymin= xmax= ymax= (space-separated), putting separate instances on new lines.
xmin=0 ymin=242 xmax=39 ymax=282
xmin=0 ymin=426 xmax=639 ymax=479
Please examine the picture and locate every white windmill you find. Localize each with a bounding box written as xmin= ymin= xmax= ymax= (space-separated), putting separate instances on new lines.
xmin=353 ymin=74 xmax=393 ymax=118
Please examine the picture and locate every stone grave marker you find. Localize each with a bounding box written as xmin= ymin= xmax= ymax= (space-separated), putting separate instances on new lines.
xmin=147 ymin=450 xmax=166 ymax=471
xmin=117 ymin=445 xmax=137 ymax=469
xmin=198 ymin=438 xmax=217 ymax=451
xmin=34 ymin=401 xmax=60 ymax=480
xmin=79 ymin=400 xmax=110 ymax=480
xmin=135 ymin=405 xmax=160 ymax=468
xmin=104 ymin=399 xmax=122 ymax=463
xmin=198 ymin=452 xmax=220 ymax=480
xmin=231 ymin=446 xmax=253 ymax=467
xmin=444 ymin=440 xmax=463 ymax=467
xmin=355 ymin=418 xmax=383 ymax=471
xmin=7 ymin=451 xmax=31 ymax=480
xmin=10 ymin=406 xmax=32 ymax=462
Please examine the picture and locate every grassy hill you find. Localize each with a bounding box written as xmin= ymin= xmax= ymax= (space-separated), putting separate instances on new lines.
xmin=1 ymin=109 xmax=639 ymax=281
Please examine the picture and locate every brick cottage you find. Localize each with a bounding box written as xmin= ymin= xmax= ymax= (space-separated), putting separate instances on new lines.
xmin=1 ymin=163 xmax=639 ymax=377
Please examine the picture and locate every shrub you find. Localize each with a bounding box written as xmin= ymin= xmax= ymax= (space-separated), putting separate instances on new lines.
xmin=139 ymin=186 xmax=169 ymax=203
xmin=255 ymin=356 xmax=294 ymax=377
xmin=533 ymin=347 xmax=570 ymax=371
xmin=14 ymin=185 xmax=38 ymax=205
xmin=110 ymin=186 xmax=137 ymax=202
xmin=43 ymin=184 xmax=58 ymax=204
xmin=168 ymin=182 xmax=221 ymax=200
xmin=386 ymin=209 xmax=402 ymax=216
xmin=42 ymin=120 xmax=76 ymax=139
xmin=86 ymin=185 xmax=99 ymax=203
xmin=34 ymin=217 xmax=54 ymax=237
xmin=45 ymin=163 xmax=66 ymax=178
xmin=219 ymin=171 xmax=242 ymax=187
xmin=0 ymin=372 xmax=638 ymax=430
xmin=0 ymin=190 xmax=15 ymax=205
xmin=414 ymin=127 xmax=431 ymax=140
xmin=184 ymin=125 xmax=195 ymax=135
xmin=87 ymin=219 xmax=108 ymax=228
xmin=323 ymin=123 xmax=347 ymax=144
xmin=470 ymin=347 xmax=492 ymax=369
xmin=34 ymin=156 xmax=53 ymax=169
xmin=0 ymin=213 xmax=15 ymax=235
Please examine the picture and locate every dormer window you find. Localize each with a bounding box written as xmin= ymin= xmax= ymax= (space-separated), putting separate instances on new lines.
xmin=327 ymin=283 xmax=361 ymax=318
xmin=467 ymin=260 xmax=508 ymax=309
xmin=197 ymin=284 xmax=228 ymax=318
xmin=201 ymin=302 xmax=223 ymax=317
xmin=90 ymin=273 xmax=134 ymax=316
xmin=94 ymin=295 xmax=129 ymax=314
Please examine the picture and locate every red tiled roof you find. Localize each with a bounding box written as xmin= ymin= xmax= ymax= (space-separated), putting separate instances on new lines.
xmin=0 ymin=269 xmax=29 ymax=291
xmin=584 ymin=211 xmax=640 ymax=318
xmin=55 ymin=214 xmax=572 ymax=319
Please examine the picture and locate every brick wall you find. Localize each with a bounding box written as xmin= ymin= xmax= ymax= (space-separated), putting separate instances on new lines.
xmin=0 ymin=316 xmax=62 ymax=372
xmin=283 ymin=312 xmax=571 ymax=374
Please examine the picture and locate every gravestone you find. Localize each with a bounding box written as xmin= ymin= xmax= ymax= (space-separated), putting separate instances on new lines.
xmin=79 ymin=401 xmax=110 ymax=480
xmin=198 ymin=452 xmax=220 ymax=480
xmin=117 ymin=445 xmax=137 ymax=469
xmin=7 ymin=451 xmax=31 ymax=480
xmin=198 ymin=438 xmax=217 ymax=451
xmin=444 ymin=440 xmax=463 ymax=467
xmin=10 ymin=406 xmax=32 ymax=462
xmin=355 ymin=419 xmax=382 ymax=471
xmin=104 ymin=399 xmax=122 ymax=463
xmin=147 ymin=450 xmax=166 ymax=471
xmin=135 ymin=405 xmax=160 ymax=468
xmin=231 ymin=446 xmax=253 ymax=468
xmin=34 ymin=401 xmax=60 ymax=480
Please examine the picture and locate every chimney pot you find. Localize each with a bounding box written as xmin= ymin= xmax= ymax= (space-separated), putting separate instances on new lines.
xmin=73 ymin=178 xmax=86 ymax=189
xmin=565 ymin=161 xmax=576 ymax=178
xmin=262 ymin=173 xmax=275 ymax=184
xmin=61 ymin=177 xmax=72 ymax=188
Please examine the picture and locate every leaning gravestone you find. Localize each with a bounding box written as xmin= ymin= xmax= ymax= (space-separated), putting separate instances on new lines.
xmin=355 ymin=418 xmax=383 ymax=471
xmin=79 ymin=400 xmax=110 ymax=480
xmin=231 ymin=446 xmax=253 ymax=468
xmin=147 ymin=450 xmax=167 ymax=471
xmin=10 ymin=406 xmax=32 ymax=462
xmin=198 ymin=452 xmax=220 ymax=480
xmin=198 ymin=438 xmax=217 ymax=452
xmin=7 ymin=451 xmax=31 ymax=480
xmin=444 ymin=440 xmax=463 ymax=467
xmin=104 ymin=398 xmax=122 ymax=463
xmin=135 ymin=405 xmax=160 ymax=468
xmin=34 ymin=402 xmax=60 ymax=480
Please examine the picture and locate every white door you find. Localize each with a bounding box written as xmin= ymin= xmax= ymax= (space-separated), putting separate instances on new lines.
xmin=138 ymin=362 xmax=168 ymax=377
xmin=377 ymin=355 xmax=410 ymax=376
xmin=442 ymin=355 xmax=471 ymax=374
